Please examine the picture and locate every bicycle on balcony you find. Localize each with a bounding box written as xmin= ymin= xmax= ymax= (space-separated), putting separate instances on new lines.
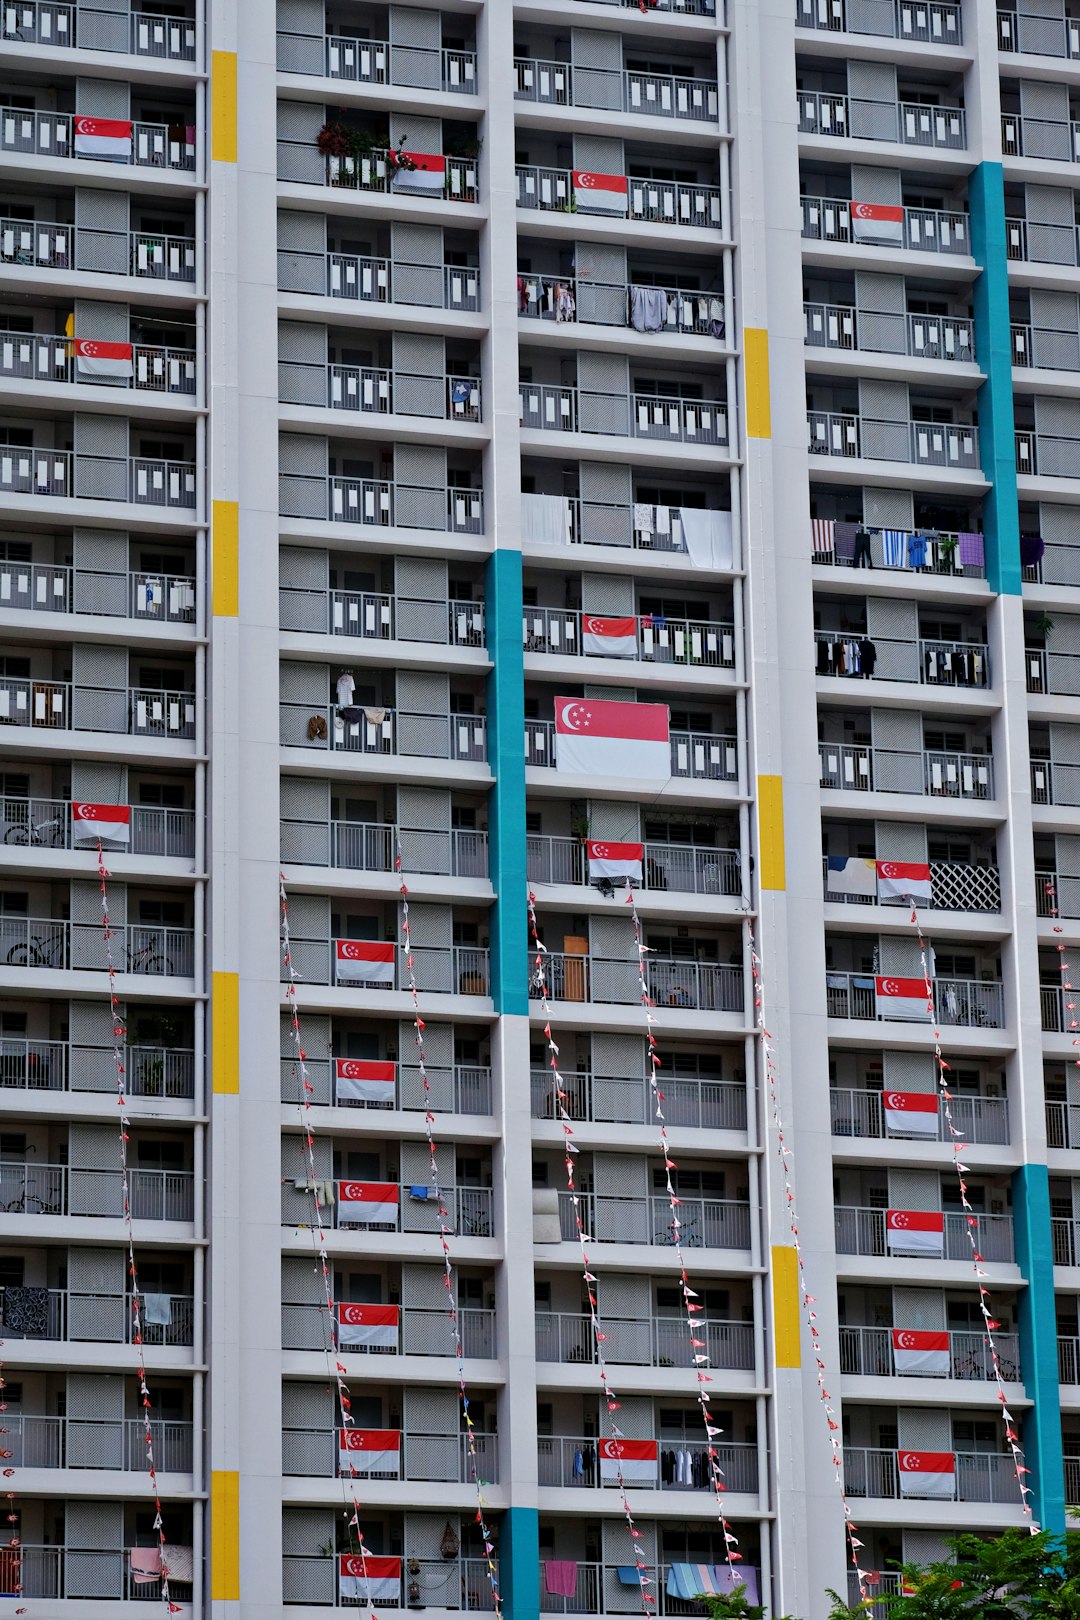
xmin=4 ymin=815 xmax=64 ymax=847
xmin=652 ymin=1215 xmax=703 ymax=1248
xmin=124 ymin=939 xmax=176 ymax=975
xmin=6 ymin=932 xmax=64 ymax=969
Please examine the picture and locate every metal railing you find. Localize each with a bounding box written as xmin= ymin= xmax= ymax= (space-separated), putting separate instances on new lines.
xmin=0 ymin=1286 xmax=193 ymax=1345
xmin=283 ymin=1556 xmax=496 ymax=1610
xmin=1043 ymin=984 xmax=1071 ymax=1030
xmin=825 ymin=973 xmax=1004 ymax=1028
xmin=830 ymin=1087 xmax=1009 ymax=1145
xmin=0 ymin=1038 xmax=195 ymax=1099
xmin=801 ymin=194 xmax=969 ymax=254
xmin=530 ymin=1067 xmax=745 ymax=1131
xmin=998 ymin=8 xmax=1080 ymax=55
xmin=319 ymin=364 xmax=481 ymax=422
xmin=532 ymin=953 xmax=743 ymax=1012
xmin=0 ymin=915 xmax=194 ymax=976
xmin=0 ymin=794 xmax=194 ymax=857
xmin=308 ymin=34 xmax=477 ymax=91
xmin=130 ymin=230 xmax=198 ymax=280
xmin=797 ymin=0 xmax=962 ymax=41
xmin=515 ymin=165 xmax=724 ymax=231
xmin=799 ymin=93 xmax=966 ymax=147
xmin=1 ymin=2 xmax=198 ymax=57
xmin=282 ymin=1427 xmax=496 ymax=1482
xmin=836 ymin=1206 xmax=1015 ymax=1262
xmin=0 ymin=1160 xmax=193 ymax=1220
xmin=517 ymin=271 xmax=722 ymax=335
xmin=807 ymin=411 xmax=979 ymax=467
xmin=0 ymin=110 xmax=195 ymax=170
xmin=818 ymin=743 xmax=993 ymax=800
xmin=3 ymin=1413 xmax=192 ymax=1471
xmin=319 ymin=147 xmax=477 ymax=204
xmin=1046 ymin=1099 xmax=1080 ymax=1149
xmin=1052 ymin=1218 xmax=1080 ymax=1266
xmin=513 ymin=57 xmax=719 ymax=121
xmin=525 ymin=720 xmax=739 ymax=781
xmin=844 ymin=1446 xmax=1021 ymax=1501
xmin=539 ymin=1563 xmax=750 ymax=1618
xmin=815 ymin=634 xmax=988 ymax=687
xmin=803 ymin=303 xmax=974 ymax=361
xmin=523 ymin=607 xmax=735 ymax=667
xmin=1060 ymin=1336 xmax=1080 ymax=1383
xmin=1002 ymin=114 xmax=1080 ymax=161
xmin=281 ymin=1301 xmax=495 ymax=1358
xmin=1 ymin=1545 xmax=195 ymax=1602
xmin=281 ymin=704 xmax=486 ymax=763
xmin=558 ymin=1191 xmax=752 ymax=1251
xmin=822 ymin=857 xmax=1000 ymax=912
xmin=535 ymin=1310 xmax=754 ymax=1369
xmin=0 ymin=333 xmax=197 ymax=394
xmin=281 ymin=1059 xmax=491 ymax=1114
xmin=281 ymin=817 xmax=487 ymax=880
xmin=297 ymin=476 xmax=483 ymax=533
xmin=282 ymin=589 xmax=483 ymax=645
xmin=279 ymin=937 xmax=490 ymax=997
xmin=839 ymin=1325 xmax=1020 ymax=1381
xmin=518 ymin=383 xmax=726 ymax=444
xmin=322 ymin=253 xmax=480 ymax=312
xmin=318 ymin=1185 xmax=494 ymax=1239
xmin=527 ymin=835 xmax=740 ymax=896
xmin=810 ymin=528 xmax=984 ymax=578
xmin=0 ymin=450 xmax=196 ymax=508
xmin=0 ymin=562 xmax=196 ymax=624
xmin=537 ymin=1434 xmax=757 ymax=1492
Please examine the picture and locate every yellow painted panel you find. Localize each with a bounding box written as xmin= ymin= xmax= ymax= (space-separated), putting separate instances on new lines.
xmin=772 ymin=1246 xmax=801 ymax=1368
xmin=744 ymin=327 xmax=772 ymax=439
xmin=211 ymin=51 xmax=238 ymax=164
xmin=757 ymin=774 xmax=786 ymax=892
xmin=212 ymin=972 xmax=239 ymax=1094
xmin=212 ymin=500 xmax=239 ymax=618
xmin=211 ymin=1470 xmax=240 ymax=1600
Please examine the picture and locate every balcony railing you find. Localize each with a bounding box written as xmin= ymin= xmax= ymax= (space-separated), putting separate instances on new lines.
xmin=0 ymin=1284 xmax=194 ymax=1346
xmin=0 ymin=1037 xmax=196 ymax=1099
xmin=826 ymin=973 xmax=1005 ymax=1028
xmin=0 ymin=563 xmax=196 ymax=624
xmin=807 ymin=411 xmax=980 ymax=468
xmin=305 ymin=253 xmax=480 ymax=312
xmin=0 ymin=1160 xmax=193 ymax=1220
xmin=293 ymin=1183 xmax=494 ymax=1239
xmin=301 ymin=365 xmax=481 ymax=422
xmin=811 ymin=526 xmax=984 ymax=578
xmin=1029 ymin=759 xmax=1080 ymax=807
xmin=1047 ymin=1099 xmax=1080 ymax=1149
xmin=1002 ymin=114 xmax=1080 ymax=162
xmin=797 ymin=0 xmax=962 ymax=42
xmin=3 ymin=2 xmax=197 ymax=58
xmin=803 ymin=302 xmax=974 ymax=362
xmin=280 ymin=938 xmax=490 ymax=997
xmin=274 ymin=32 xmax=476 ymax=92
xmin=530 ymin=1067 xmax=746 ymax=1131
xmin=0 ymin=1545 xmax=195 ymax=1604
xmin=0 ymin=794 xmax=194 ymax=857
xmin=0 ymin=333 xmax=196 ymax=395
xmin=513 ymin=57 xmax=719 ymax=121
xmin=0 ymin=111 xmax=196 ymax=171
xmin=515 ymin=166 xmax=724 ymax=231
xmin=3 ymin=1413 xmax=193 ymax=1471
xmin=830 ymin=1087 xmax=1009 ymax=1145
xmin=839 ymin=1324 xmax=1020 ymax=1381
xmin=815 ymin=633 xmax=988 ymax=688
xmin=557 ymin=1190 xmax=751 ymax=1251
xmin=819 ymin=743 xmax=993 ymax=800
xmin=527 ymin=835 xmax=741 ymax=896
xmin=823 ymin=858 xmax=1001 ymax=913
xmin=0 ymin=677 xmax=195 ymax=739
xmin=279 ymin=474 xmax=482 ymax=533
xmin=526 ymin=720 xmax=738 ymax=781
xmin=836 ymin=1206 xmax=1015 ymax=1262
xmin=517 ymin=271 xmax=723 ymax=336
xmin=801 ymin=194 xmax=969 ymax=254
xmin=519 ymin=383 xmax=727 ymax=445
xmin=844 ymin=1446 xmax=1021 ymax=1502
xmin=311 ymin=148 xmax=478 ymax=204
xmin=280 ymin=704 xmax=487 ymax=764
xmin=283 ymin=1556 xmax=496 ymax=1610
xmin=998 ymin=8 xmax=1080 ymax=56
xmin=1 ymin=219 xmax=197 ymax=282
xmin=281 ymin=1300 xmax=495 ymax=1358
xmin=537 ymin=1433 xmax=757 ymax=1492
xmin=535 ymin=1310 xmax=754 ymax=1369
xmin=282 ymin=1427 xmax=496 ymax=1482
xmin=281 ymin=817 xmax=487 ymax=880
xmin=799 ymin=93 xmax=966 ymax=148
xmin=0 ymin=916 xmax=194 ymax=976
xmin=281 ymin=1058 xmax=492 ymax=1114
xmin=280 ymin=587 xmax=483 ymax=648
xmin=532 ymin=953 xmax=743 ymax=1013
xmin=523 ymin=608 xmax=735 ymax=668
xmin=1005 ymin=216 xmax=1080 ymax=266
xmin=539 ymin=1563 xmax=752 ymax=1620
xmin=1052 ymin=1218 xmax=1080 ymax=1266
xmin=1060 ymin=1335 xmax=1080 ymax=1382
xmin=0 ymin=450 xmax=197 ymax=508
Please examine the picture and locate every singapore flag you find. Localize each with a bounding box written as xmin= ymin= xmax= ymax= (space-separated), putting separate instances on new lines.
xmin=335 ymin=1058 xmax=396 ymax=1104
xmin=582 ymin=615 xmax=638 ymax=658
xmin=883 ymin=1091 xmax=938 ymax=1138
xmin=572 ymin=170 xmax=629 ymax=214
xmin=851 ymin=200 xmax=903 ymax=244
xmin=339 ymin=1427 xmax=400 ymax=1476
xmin=875 ymin=975 xmax=931 ymax=1021
xmin=897 ymin=1450 xmax=955 ymax=1499
xmin=73 ymin=116 xmax=133 ymax=160
xmin=335 ymin=939 xmax=395 ymax=984
xmin=587 ymin=841 xmax=644 ymax=883
xmin=876 ymin=860 xmax=932 ymax=905
xmin=71 ymin=802 xmax=131 ymax=845
xmin=891 ymin=1329 xmax=950 ymax=1377
xmin=554 ymin=695 xmax=670 ymax=780
xmin=73 ymin=339 xmax=134 ymax=379
xmin=339 ymin=1555 xmax=401 ymax=1603
xmin=886 ymin=1209 xmax=944 ymax=1257
xmin=337 ymin=1181 xmax=399 ymax=1226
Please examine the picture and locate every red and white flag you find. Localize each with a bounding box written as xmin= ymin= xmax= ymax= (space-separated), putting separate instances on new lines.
xmin=391 ymin=152 xmax=446 ymax=196
xmin=73 ymin=116 xmax=132 ymax=160
xmin=891 ymin=1329 xmax=950 ymax=1377
xmin=555 ymin=695 xmax=670 ymax=779
xmin=573 ymin=170 xmax=629 ymax=215
xmin=335 ymin=939 xmax=395 ymax=984
xmin=875 ymin=975 xmax=931 ymax=1022
xmin=877 ymin=860 xmax=932 ymax=906
xmin=339 ymin=1555 xmax=401 ymax=1602
xmin=71 ymin=802 xmax=131 ymax=845
xmin=582 ymin=615 xmax=638 ymax=658
xmin=883 ymin=1090 xmax=938 ymax=1138
xmin=851 ymin=200 xmax=904 ymax=244
xmin=587 ymin=841 xmax=644 ymax=883
xmin=337 ymin=1181 xmax=399 ymax=1226
xmin=339 ymin=1427 xmax=400 ymax=1475
xmin=337 ymin=1301 xmax=399 ymax=1349
xmin=897 ymin=1450 xmax=955 ymax=1499
xmin=886 ymin=1209 xmax=944 ymax=1257
xmin=598 ymin=1437 xmax=658 ymax=1484
xmin=335 ymin=1058 xmax=396 ymax=1104
xmin=73 ymin=338 xmax=133 ymax=379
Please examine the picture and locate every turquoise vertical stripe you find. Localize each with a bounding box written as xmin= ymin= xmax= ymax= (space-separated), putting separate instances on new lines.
xmin=501 ymin=1507 xmax=540 ymax=1620
xmin=969 ymin=162 xmax=1021 ymax=596
xmin=1012 ymin=1164 xmax=1066 ymax=1532
xmin=485 ymin=549 xmax=528 ymax=1015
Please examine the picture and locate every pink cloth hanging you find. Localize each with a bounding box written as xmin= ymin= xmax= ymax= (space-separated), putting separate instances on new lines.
xmin=544 ymin=1562 xmax=578 ymax=1597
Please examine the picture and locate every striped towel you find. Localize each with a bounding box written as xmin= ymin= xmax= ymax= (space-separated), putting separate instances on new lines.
xmin=811 ymin=518 xmax=835 ymax=554
xmin=881 ymin=529 xmax=906 ymax=568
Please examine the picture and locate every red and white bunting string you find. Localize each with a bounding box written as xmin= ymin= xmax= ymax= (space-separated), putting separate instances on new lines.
xmin=1045 ymin=877 xmax=1080 ymax=1065
xmin=527 ymin=892 xmax=656 ymax=1616
xmin=395 ymin=843 xmax=501 ymax=1618
xmin=626 ymin=894 xmax=742 ymax=1577
xmin=0 ymin=1354 xmax=25 ymax=1614
xmin=911 ymin=906 xmax=1035 ymax=1526
xmin=96 ymin=842 xmax=180 ymax=1614
xmin=745 ymin=921 xmax=868 ymax=1599
xmin=280 ymin=875 xmax=381 ymax=1620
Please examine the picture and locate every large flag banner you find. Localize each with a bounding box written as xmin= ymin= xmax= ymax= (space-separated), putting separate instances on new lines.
xmin=582 ymin=615 xmax=637 ymax=658
xmin=572 ymin=170 xmax=628 ymax=214
xmin=335 ymin=939 xmax=395 ymax=984
xmin=337 ymin=1181 xmax=399 ymax=1226
xmin=74 ymin=116 xmax=132 ymax=159
xmin=391 ymin=153 xmax=446 ymax=196
xmin=71 ymin=802 xmax=131 ymax=845
xmin=851 ymin=200 xmax=903 ymax=243
xmin=598 ymin=1437 xmax=658 ymax=1484
xmin=897 ymin=1450 xmax=955 ymax=1498
xmin=339 ymin=1555 xmax=401 ymax=1602
xmin=883 ymin=1091 xmax=938 ymax=1138
xmin=886 ymin=1209 xmax=944 ymax=1257
xmin=335 ymin=1058 xmax=396 ymax=1104
xmin=74 ymin=339 xmax=134 ymax=379
xmin=587 ymin=841 xmax=644 ymax=883
xmin=555 ymin=696 xmax=670 ymax=779
xmin=825 ymin=856 xmax=877 ymax=898
xmin=875 ymin=976 xmax=931 ymax=1021
xmin=337 ymin=1302 xmax=399 ymax=1349
xmin=877 ymin=860 xmax=932 ymax=905
xmin=891 ymin=1329 xmax=950 ymax=1377
xmin=339 ymin=1427 xmax=400 ymax=1475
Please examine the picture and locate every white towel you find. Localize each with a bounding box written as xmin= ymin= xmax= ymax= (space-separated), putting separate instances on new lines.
xmin=163 ymin=1545 xmax=195 ymax=1583
xmin=521 ymin=493 xmax=570 ymax=545
xmin=679 ymin=508 xmax=733 ymax=569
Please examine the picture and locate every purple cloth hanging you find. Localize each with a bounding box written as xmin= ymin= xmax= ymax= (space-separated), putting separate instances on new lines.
xmin=834 ymin=521 xmax=858 ymax=562
xmin=956 ymin=532 xmax=984 ymax=568
xmin=1020 ymin=534 xmax=1045 ymax=567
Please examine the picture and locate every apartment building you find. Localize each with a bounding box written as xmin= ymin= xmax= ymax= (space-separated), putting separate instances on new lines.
xmin=0 ymin=0 xmax=1076 ymax=1615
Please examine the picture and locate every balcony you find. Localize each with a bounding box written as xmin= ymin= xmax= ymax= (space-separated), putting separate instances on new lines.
xmin=513 ymin=58 xmax=719 ymax=121
xmin=522 ymin=495 xmax=731 ymax=560
xmin=282 ymin=249 xmax=480 ymax=312
xmin=0 ymin=112 xmax=196 ymax=173
xmin=807 ymin=411 xmax=980 ymax=469
xmin=0 ymin=562 xmax=196 ymax=624
xmin=530 ymin=1066 xmax=746 ymax=1131
xmin=281 ymin=472 xmax=483 ymax=533
xmin=823 ymin=858 xmax=1001 ymax=913
xmin=282 ymin=816 xmax=487 ymax=880
xmin=535 ymin=1310 xmax=754 ymax=1369
xmin=1002 ymin=113 xmax=1080 ymax=162
xmin=839 ymin=1325 xmax=1020 ymax=1381
xmin=527 ymin=836 xmax=740 ymax=896
xmin=0 ymin=795 xmax=194 ymax=858
xmin=1061 ymin=1336 xmax=1080 ymax=1382
xmin=284 ymin=146 xmax=478 ymax=205
xmin=285 ymin=1181 xmax=493 ymax=1239
xmin=0 ymin=333 xmax=196 ymax=397
xmin=1047 ymin=1099 xmax=1080 ymax=1149
xmin=1 ymin=217 xmax=197 ymax=283
xmin=281 ymin=1299 xmax=495 ymax=1358
xmin=532 ymin=953 xmax=742 ymax=1013
xmin=537 ymin=1434 xmax=757 ymax=1493
xmin=518 ymin=270 xmax=723 ymax=338
xmin=801 ymin=194 xmax=969 ymax=255
xmin=1053 ymin=1219 xmax=1080 ymax=1266
xmin=527 ymin=720 xmax=738 ymax=781
xmin=804 ymin=303 xmax=975 ymax=364
xmin=798 ymin=94 xmax=967 ymax=149
xmin=815 ymin=633 xmax=988 ymax=688
xmin=281 ymin=583 xmax=483 ymax=648
xmin=3 ymin=1413 xmax=193 ymax=1471
xmin=280 ymin=939 xmax=490 ymax=997
xmin=282 ymin=362 xmax=481 ymax=423
xmin=1030 ymin=759 xmax=1080 ymax=807
xmin=557 ymin=1190 xmax=752 ymax=1251
xmin=1043 ymin=985 xmax=1075 ymax=1030
xmin=0 ymin=1544 xmax=194 ymax=1605
xmin=819 ymin=743 xmax=993 ymax=800
xmin=520 ymin=382 xmax=727 ymax=447
xmin=281 ymin=1057 xmax=491 ymax=1113
xmin=524 ymin=609 xmax=735 ymax=669
xmin=825 ymin=973 xmax=1004 ymax=1028
xmin=283 ymin=1426 xmax=496 ymax=1482
xmin=0 ymin=1282 xmax=194 ymax=1346
xmin=277 ymin=31 xmax=476 ymax=92
xmin=797 ymin=0 xmax=963 ymax=42
xmin=0 ymin=916 xmax=194 ymax=978
xmin=0 ymin=1035 xmax=194 ymax=1099
xmin=810 ymin=523 xmax=985 ymax=578
xmin=844 ymin=1446 xmax=1021 ymax=1503
xmin=0 ymin=1160 xmax=192 ymax=1220
xmin=830 ymin=1088 xmax=1009 ymax=1145
xmin=283 ymin=1555 xmax=496 ymax=1611
xmin=3 ymin=2 xmax=197 ymax=58
xmin=836 ymin=1205 xmax=1014 ymax=1262
xmin=998 ymin=8 xmax=1080 ymax=56
xmin=280 ymin=704 xmax=487 ymax=764
xmin=515 ymin=166 xmax=723 ymax=232
xmin=539 ymin=1563 xmax=752 ymax=1620
xmin=0 ymin=677 xmax=196 ymax=740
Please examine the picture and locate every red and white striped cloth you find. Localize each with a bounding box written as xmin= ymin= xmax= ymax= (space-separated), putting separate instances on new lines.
xmin=811 ymin=518 xmax=836 ymax=555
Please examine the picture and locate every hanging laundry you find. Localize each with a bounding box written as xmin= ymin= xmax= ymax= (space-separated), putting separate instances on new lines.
xmin=630 ymin=286 xmax=668 ymax=332
xmin=834 ymin=521 xmax=858 ymax=563
xmin=858 ymin=637 xmax=877 ymax=677
xmin=956 ymin=531 xmax=984 ymax=569
xmin=881 ymin=530 xmax=906 ymax=568
xmin=907 ymin=533 xmax=928 ymax=569
xmin=1020 ymin=534 xmax=1045 ymax=567
xmin=544 ymin=1564 xmax=579 ymax=1598
xmin=709 ymin=298 xmax=725 ymax=338
xmin=811 ymin=518 xmax=835 ymax=555
xmin=336 ymin=671 xmax=355 ymax=707
xmin=554 ymin=281 xmax=576 ymax=322
xmin=854 ymin=527 xmax=875 ymax=567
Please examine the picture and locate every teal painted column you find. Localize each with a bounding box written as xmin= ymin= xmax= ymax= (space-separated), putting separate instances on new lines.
xmin=485 ymin=548 xmax=529 ymax=1015
xmin=501 ymin=1507 xmax=540 ymax=1620
xmin=1013 ymin=1164 xmax=1066 ymax=1532
xmin=968 ymin=161 xmax=1022 ymax=596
